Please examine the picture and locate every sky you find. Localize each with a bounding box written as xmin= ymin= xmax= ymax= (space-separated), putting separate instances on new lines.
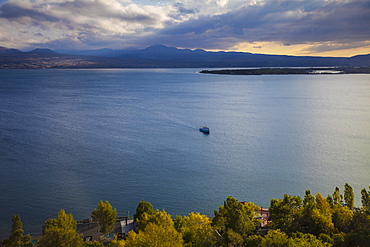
xmin=0 ymin=0 xmax=369 ymax=57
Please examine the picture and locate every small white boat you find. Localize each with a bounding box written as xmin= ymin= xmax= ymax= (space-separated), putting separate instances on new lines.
xmin=199 ymin=126 xmax=210 ymax=134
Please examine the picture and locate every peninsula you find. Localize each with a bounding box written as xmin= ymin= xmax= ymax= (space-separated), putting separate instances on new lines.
xmin=200 ymin=67 xmax=370 ymax=75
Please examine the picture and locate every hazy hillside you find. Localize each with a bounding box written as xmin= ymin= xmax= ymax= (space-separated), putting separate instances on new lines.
xmin=1 ymin=45 xmax=369 ymax=69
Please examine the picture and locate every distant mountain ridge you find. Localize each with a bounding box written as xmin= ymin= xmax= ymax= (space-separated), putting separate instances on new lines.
xmin=1 ymin=45 xmax=369 ymax=69
xmin=0 ymin=46 xmax=23 ymax=55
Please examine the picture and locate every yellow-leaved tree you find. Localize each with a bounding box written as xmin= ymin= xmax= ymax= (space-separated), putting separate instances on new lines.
xmin=39 ymin=209 xmax=83 ymax=247
xmin=125 ymin=209 xmax=183 ymax=247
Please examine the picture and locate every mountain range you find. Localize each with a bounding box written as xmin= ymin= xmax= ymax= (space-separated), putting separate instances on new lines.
xmin=1 ymin=44 xmax=370 ymax=69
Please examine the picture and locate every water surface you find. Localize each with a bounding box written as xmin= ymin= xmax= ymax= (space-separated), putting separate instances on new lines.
xmin=0 ymin=69 xmax=369 ymax=237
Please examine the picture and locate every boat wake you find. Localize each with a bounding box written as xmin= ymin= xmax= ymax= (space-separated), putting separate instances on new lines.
xmin=131 ymin=104 xmax=197 ymax=130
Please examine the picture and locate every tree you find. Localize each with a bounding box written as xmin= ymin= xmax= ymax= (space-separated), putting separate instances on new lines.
xmin=124 ymin=222 xmax=183 ymax=247
xmin=269 ymin=194 xmax=302 ymax=233
xmin=326 ymin=195 xmax=333 ymax=208
xmin=38 ymin=209 xmax=83 ymax=247
xmin=361 ymin=187 xmax=370 ymax=213
xmin=91 ymin=200 xmax=117 ymax=234
xmin=134 ymin=200 xmax=154 ymax=223
xmin=290 ymin=232 xmax=331 ymax=247
xmin=174 ymin=215 xmax=185 ymax=232
xmin=303 ymin=190 xmax=315 ymax=209
xmin=300 ymin=193 xmax=334 ymax=235
xmin=136 ymin=209 xmax=174 ymax=231
xmin=212 ymin=196 xmax=260 ymax=245
xmin=126 ymin=206 xmax=183 ymax=246
xmin=344 ymin=183 xmax=354 ymax=208
xmin=345 ymin=211 xmax=370 ymax=247
xmin=332 ymin=204 xmax=353 ymax=233
xmin=83 ymin=241 xmax=104 ymax=247
xmin=178 ymin=212 xmax=219 ymax=247
xmin=1 ymin=215 xmax=32 ymax=247
xmin=245 ymin=235 xmax=264 ymax=247
xmin=333 ymin=233 xmax=346 ymax=247
xmin=333 ymin=187 xmax=343 ymax=206
xmin=108 ymin=240 xmax=125 ymax=247
xmin=224 ymin=228 xmax=244 ymax=247
xmin=262 ymin=229 xmax=290 ymax=246
xmin=315 ymin=193 xmax=332 ymax=216
xmin=315 ymin=193 xmax=334 ymax=234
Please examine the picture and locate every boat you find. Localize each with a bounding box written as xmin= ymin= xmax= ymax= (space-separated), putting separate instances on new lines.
xmin=199 ymin=126 xmax=210 ymax=134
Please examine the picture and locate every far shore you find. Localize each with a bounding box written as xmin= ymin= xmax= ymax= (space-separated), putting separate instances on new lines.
xmin=199 ymin=66 xmax=370 ymax=75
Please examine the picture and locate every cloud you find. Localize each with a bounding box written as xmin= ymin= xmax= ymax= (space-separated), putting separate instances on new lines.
xmin=150 ymin=0 xmax=370 ymax=51
xmin=0 ymin=1 xmax=60 ymax=22
xmin=0 ymin=0 xmax=182 ymax=48
xmin=216 ymin=0 xmax=229 ymax=7
xmin=302 ymin=41 xmax=370 ymax=53
xmin=0 ymin=0 xmax=369 ymax=55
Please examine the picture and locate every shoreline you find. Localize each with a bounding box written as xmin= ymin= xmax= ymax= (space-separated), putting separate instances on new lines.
xmin=200 ymin=66 xmax=370 ymax=75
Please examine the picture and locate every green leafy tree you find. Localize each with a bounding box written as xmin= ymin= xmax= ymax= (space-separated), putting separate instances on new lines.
xmin=361 ymin=187 xmax=370 ymax=213
xmin=224 ymin=228 xmax=244 ymax=247
xmin=83 ymin=241 xmax=104 ymax=247
xmin=91 ymin=200 xmax=117 ymax=234
xmin=245 ymin=235 xmax=264 ymax=247
xmin=344 ymin=211 xmax=370 ymax=247
xmin=332 ymin=187 xmax=343 ymax=206
xmin=332 ymin=232 xmax=346 ymax=247
xmin=332 ymin=204 xmax=353 ymax=233
xmin=309 ymin=208 xmax=335 ymax=235
xmin=303 ymin=190 xmax=316 ymax=210
xmin=344 ymin=183 xmax=354 ymax=209
xmin=290 ymin=232 xmax=331 ymax=247
xmin=39 ymin=209 xmax=83 ymax=247
xmin=300 ymin=190 xmax=316 ymax=231
xmin=124 ymin=222 xmax=183 ymax=247
xmin=248 ymin=230 xmax=330 ymax=247
xmin=300 ymin=193 xmax=334 ymax=235
xmin=213 ymin=196 xmax=260 ymax=246
xmin=1 ymin=215 xmax=32 ymax=247
xmin=126 ymin=206 xmax=183 ymax=246
xmin=134 ymin=200 xmax=154 ymax=223
xmin=313 ymin=193 xmax=335 ymax=235
xmin=136 ymin=209 xmax=174 ymax=231
xmin=269 ymin=194 xmax=302 ymax=233
xmin=174 ymin=214 xmax=185 ymax=232
xmin=178 ymin=212 xmax=219 ymax=247
xmin=316 ymin=193 xmax=332 ymax=216
xmin=349 ymin=210 xmax=370 ymax=230
xmin=318 ymin=233 xmax=333 ymax=245
xmin=108 ymin=240 xmax=125 ymax=247
xmin=262 ymin=229 xmax=290 ymax=246
xmin=326 ymin=195 xmax=333 ymax=208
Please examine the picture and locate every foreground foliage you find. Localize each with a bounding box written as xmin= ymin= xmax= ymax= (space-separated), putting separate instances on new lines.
xmin=2 ymin=184 xmax=370 ymax=247
xmin=38 ymin=209 xmax=84 ymax=247
xmin=91 ymin=200 xmax=117 ymax=235
xmin=1 ymin=215 xmax=32 ymax=247
xmin=268 ymin=185 xmax=370 ymax=247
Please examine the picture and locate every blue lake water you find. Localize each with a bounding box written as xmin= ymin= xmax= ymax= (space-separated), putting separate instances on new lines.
xmin=0 ymin=69 xmax=369 ymax=237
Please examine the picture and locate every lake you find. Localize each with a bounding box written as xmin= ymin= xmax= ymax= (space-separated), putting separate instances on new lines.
xmin=0 ymin=69 xmax=369 ymax=237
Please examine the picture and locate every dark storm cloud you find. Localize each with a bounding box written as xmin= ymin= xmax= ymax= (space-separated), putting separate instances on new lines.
xmin=0 ymin=0 xmax=166 ymax=31
xmin=0 ymin=2 xmax=59 ymax=22
xmin=54 ymin=0 xmax=158 ymax=23
xmin=0 ymin=0 xmax=369 ymax=53
xmin=155 ymin=0 xmax=370 ymax=49
xmin=0 ymin=0 xmax=175 ymax=49
xmin=174 ymin=2 xmax=198 ymax=15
